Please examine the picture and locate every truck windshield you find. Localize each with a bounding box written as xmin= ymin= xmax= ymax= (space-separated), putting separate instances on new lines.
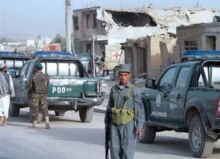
xmin=198 ymin=62 xmax=220 ymax=89
xmin=0 ymin=59 xmax=28 ymax=67
xmin=41 ymin=61 xmax=82 ymax=76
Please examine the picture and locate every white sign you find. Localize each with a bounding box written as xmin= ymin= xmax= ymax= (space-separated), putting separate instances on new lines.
xmin=52 ymin=86 xmax=72 ymax=94
xmin=151 ymin=111 xmax=167 ymax=118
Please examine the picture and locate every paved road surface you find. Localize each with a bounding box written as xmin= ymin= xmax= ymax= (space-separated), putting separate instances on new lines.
xmin=1 ymin=108 xmax=220 ymax=159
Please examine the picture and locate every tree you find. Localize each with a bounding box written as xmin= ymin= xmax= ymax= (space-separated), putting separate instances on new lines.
xmin=51 ymin=34 xmax=66 ymax=51
xmin=0 ymin=37 xmax=13 ymax=43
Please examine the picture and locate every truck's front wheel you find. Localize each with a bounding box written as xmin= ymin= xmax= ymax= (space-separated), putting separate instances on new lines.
xmin=139 ymin=122 xmax=156 ymax=143
xmin=79 ymin=107 xmax=93 ymax=123
xmin=189 ymin=115 xmax=214 ymax=158
xmin=9 ymin=103 xmax=20 ymax=117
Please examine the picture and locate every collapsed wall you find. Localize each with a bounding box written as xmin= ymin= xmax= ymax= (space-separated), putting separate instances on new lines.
xmin=95 ymin=7 xmax=220 ymax=75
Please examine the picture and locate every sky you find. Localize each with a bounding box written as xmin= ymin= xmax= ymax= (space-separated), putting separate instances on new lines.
xmin=0 ymin=0 xmax=220 ymax=39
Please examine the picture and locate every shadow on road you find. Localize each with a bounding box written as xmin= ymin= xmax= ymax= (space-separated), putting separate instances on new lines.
xmin=8 ymin=109 xmax=81 ymax=123
xmin=137 ymin=133 xmax=220 ymax=158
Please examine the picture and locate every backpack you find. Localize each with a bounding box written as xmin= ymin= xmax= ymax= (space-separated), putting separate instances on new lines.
xmin=33 ymin=73 xmax=48 ymax=93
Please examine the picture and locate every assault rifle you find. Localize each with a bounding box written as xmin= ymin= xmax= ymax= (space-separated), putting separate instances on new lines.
xmin=105 ymin=127 xmax=110 ymax=159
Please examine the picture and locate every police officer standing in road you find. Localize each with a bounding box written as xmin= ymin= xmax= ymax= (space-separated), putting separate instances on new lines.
xmin=28 ymin=61 xmax=50 ymax=129
xmin=105 ymin=64 xmax=144 ymax=159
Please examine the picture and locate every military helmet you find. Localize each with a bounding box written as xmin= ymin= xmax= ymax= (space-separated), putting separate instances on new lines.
xmin=35 ymin=61 xmax=43 ymax=69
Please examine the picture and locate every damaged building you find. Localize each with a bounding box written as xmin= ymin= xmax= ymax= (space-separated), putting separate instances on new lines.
xmin=73 ymin=6 xmax=158 ymax=53
xmin=177 ymin=22 xmax=220 ymax=53
xmin=122 ymin=35 xmax=177 ymax=78
xmin=73 ymin=7 xmax=220 ymax=78
xmin=73 ymin=6 xmax=161 ymax=70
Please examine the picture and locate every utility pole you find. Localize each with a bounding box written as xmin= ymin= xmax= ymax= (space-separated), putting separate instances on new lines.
xmin=196 ymin=0 xmax=200 ymax=7
xmin=92 ymin=33 xmax=96 ymax=76
xmin=65 ymin=0 xmax=73 ymax=53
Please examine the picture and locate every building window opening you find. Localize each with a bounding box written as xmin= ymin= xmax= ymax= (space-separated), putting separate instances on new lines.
xmin=206 ymin=36 xmax=216 ymax=50
xmin=86 ymin=14 xmax=90 ymax=28
xmin=93 ymin=14 xmax=97 ymax=28
xmin=110 ymin=11 xmax=157 ymax=27
xmin=86 ymin=44 xmax=92 ymax=53
xmin=184 ymin=41 xmax=198 ymax=50
xmin=73 ymin=16 xmax=79 ymax=30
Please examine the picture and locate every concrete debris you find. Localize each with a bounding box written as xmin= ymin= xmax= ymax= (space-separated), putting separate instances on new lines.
xmin=96 ymin=7 xmax=220 ymax=44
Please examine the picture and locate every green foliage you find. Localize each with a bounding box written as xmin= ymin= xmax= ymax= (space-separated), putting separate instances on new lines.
xmin=51 ymin=34 xmax=66 ymax=50
xmin=0 ymin=37 xmax=14 ymax=43
xmin=50 ymin=33 xmax=83 ymax=52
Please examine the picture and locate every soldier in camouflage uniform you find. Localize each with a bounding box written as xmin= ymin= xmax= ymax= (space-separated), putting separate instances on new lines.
xmin=105 ymin=64 xmax=144 ymax=159
xmin=28 ymin=61 xmax=50 ymax=129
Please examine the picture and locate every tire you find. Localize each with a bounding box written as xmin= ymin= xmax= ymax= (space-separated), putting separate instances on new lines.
xmin=189 ymin=115 xmax=214 ymax=158
xmin=79 ymin=107 xmax=93 ymax=123
xmin=9 ymin=103 xmax=20 ymax=117
xmin=139 ymin=122 xmax=156 ymax=143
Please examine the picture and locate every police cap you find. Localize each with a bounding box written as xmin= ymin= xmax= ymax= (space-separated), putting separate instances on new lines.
xmin=118 ymin=64 xmax=131 ymax=73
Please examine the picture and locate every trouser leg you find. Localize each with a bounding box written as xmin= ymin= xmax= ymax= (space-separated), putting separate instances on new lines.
xmin=0 ymin=98 xmax=4 ymax=117
xmin=2 ymin=116 xmax=7 ymax=126
xmin=121 ymin=122 xmax=136 ymax=159
xmin=40 ymin=95 xmax=49 ymax=117
xmin=3 ymin=95 xmax=10 ymax=118
xmin=45 ymin=116 xmax=50 ymax=129
xmin=110 ymin=122 xmax=136 ymax=159
xmin=30 ymin=95 xmax=39 ymax=128
xmin=40 ymin=95 xmax=50 ymax=129
xmin=110 ymin=125 xmax=121 ymax=159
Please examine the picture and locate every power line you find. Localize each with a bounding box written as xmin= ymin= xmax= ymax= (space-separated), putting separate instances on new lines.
xmin=119 ymin=0 xmax=122 ymax=9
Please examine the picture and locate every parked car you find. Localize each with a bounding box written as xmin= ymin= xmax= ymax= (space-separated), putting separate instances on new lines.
xmin=0 ymin=51 xmax=30 ymax=76
xmin=140 ymin=50 xmax=220 ymax=158
xmin=0 ymin=51 xmax=27 ymax=57
xmin=10 ymin=54 xmax=104 ymax=123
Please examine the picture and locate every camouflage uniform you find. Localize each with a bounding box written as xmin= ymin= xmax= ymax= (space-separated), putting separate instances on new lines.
xmin=29 ymin=68 xmax=50 ymax=129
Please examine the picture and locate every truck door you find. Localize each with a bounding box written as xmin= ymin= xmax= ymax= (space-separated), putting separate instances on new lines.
xmin=150 ymin=66 xmax=177 ymax=122
xmin=13 ymin=62 xmax=34 ymax=105
xmin=169 ymin=66 xmax=191 ymax=124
